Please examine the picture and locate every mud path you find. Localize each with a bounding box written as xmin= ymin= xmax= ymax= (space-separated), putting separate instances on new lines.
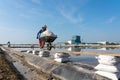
xmin=0 ymin=48 xmax=23 ymax=80
xmin=0 ymin=47 xmax=61 ymax=80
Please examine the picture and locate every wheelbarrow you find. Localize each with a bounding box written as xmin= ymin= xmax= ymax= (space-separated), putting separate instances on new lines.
xmin=40 ymin=36 xmax=57 ymax=50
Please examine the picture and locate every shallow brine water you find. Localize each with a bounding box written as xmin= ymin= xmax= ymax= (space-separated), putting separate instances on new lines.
xmin=13 ymin=47 xmax=120 ymax=66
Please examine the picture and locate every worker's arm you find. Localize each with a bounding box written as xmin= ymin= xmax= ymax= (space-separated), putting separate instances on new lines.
xmin=37 ymin=29 xmax=43 ymax=39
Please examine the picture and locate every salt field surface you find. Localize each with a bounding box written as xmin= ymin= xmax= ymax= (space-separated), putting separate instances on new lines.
xmin=14 ymin=47 xmax=120 ymax=66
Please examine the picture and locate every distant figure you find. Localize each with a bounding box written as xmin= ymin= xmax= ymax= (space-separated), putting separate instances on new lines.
xmin=7 ymin=41 xmax=11 ymax=47
xmin=31 ymin=44 xmax=36 ymax=54
xmin=31 ymin=44 xmax=34 ymax=50
xmin=36 ymin=25 xmax=47 ymax=48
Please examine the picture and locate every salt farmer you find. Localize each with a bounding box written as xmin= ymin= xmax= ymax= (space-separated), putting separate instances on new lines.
xmin=36 ymin=25 xmax=47 ymax=48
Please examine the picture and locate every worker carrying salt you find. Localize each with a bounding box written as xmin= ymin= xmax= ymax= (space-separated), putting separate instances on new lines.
xmin=36 ymin=25 xmax=57 ymax=50
xmin=37 ymin=25 xmax=47 ymax=48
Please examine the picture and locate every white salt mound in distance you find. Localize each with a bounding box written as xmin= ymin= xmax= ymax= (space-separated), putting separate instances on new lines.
xmin=54 ymin=58 xmax=70 ymax=63
xmin=54 ymin=53 xmax=70 ymax=59
xmin=32 ymin=50 xmax=36 ymax=55
xmin=39 ymin=51 xmax=50 ymax=57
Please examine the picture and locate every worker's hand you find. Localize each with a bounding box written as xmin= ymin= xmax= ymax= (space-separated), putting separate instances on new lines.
xmin=36 ymin=37 xmax=38 ymax=39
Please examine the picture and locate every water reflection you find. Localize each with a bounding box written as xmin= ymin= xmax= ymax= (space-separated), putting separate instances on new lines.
xmin=67 ymin=46 xmax=81 ymax=52
xmin=65 ymin=46 xmax=98 ymax=65
xmin=96 ymin=47 xmax=108 ymax=51
xmin=83 ymin=47 xmax=119 ymax=50
xmin=67 ymin=46 xmax=117 ymax=52
xmin=66 ymin=46 xmax=120 ymax=52
xmin=13 ymin=46 xmax=120 ymax=66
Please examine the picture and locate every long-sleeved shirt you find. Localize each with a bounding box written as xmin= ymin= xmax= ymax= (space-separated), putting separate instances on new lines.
xmin=37 ymin=29 xmax=44 ymax=39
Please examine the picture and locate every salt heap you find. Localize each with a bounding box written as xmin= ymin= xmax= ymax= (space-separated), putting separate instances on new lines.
xmin=40 ymin=30 xmax=57 ymax=37
xmin=39 ymin=51 xmax=50 ymax=57
xmin=54 ymin=53 xmax=70 ymax=63
xmin=95 ymin=55 xmax=120 ymax=80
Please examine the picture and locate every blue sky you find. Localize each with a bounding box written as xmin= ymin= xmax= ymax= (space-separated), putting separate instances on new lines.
xmin=0 ymin=0 xmax=120 ymax=44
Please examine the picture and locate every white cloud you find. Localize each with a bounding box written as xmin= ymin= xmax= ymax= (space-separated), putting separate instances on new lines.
xmin=106 ymin=16 xmax=117 ymax=24
xmin=56 ymin=0 xmax=90 ymax=24
xmin=28 ymin=8 xmax=52 ymax=18
xmin=59 ymin=6 xmax=83 ymax=23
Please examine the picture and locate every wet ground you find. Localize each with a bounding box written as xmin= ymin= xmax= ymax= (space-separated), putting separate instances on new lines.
xmin=0 ymin=47 xmax=60 ymax=80
xmin=0 ymin=47 xmax=112 ymax=80
xmin=0 ymin=48 xmax=22 ymax=80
